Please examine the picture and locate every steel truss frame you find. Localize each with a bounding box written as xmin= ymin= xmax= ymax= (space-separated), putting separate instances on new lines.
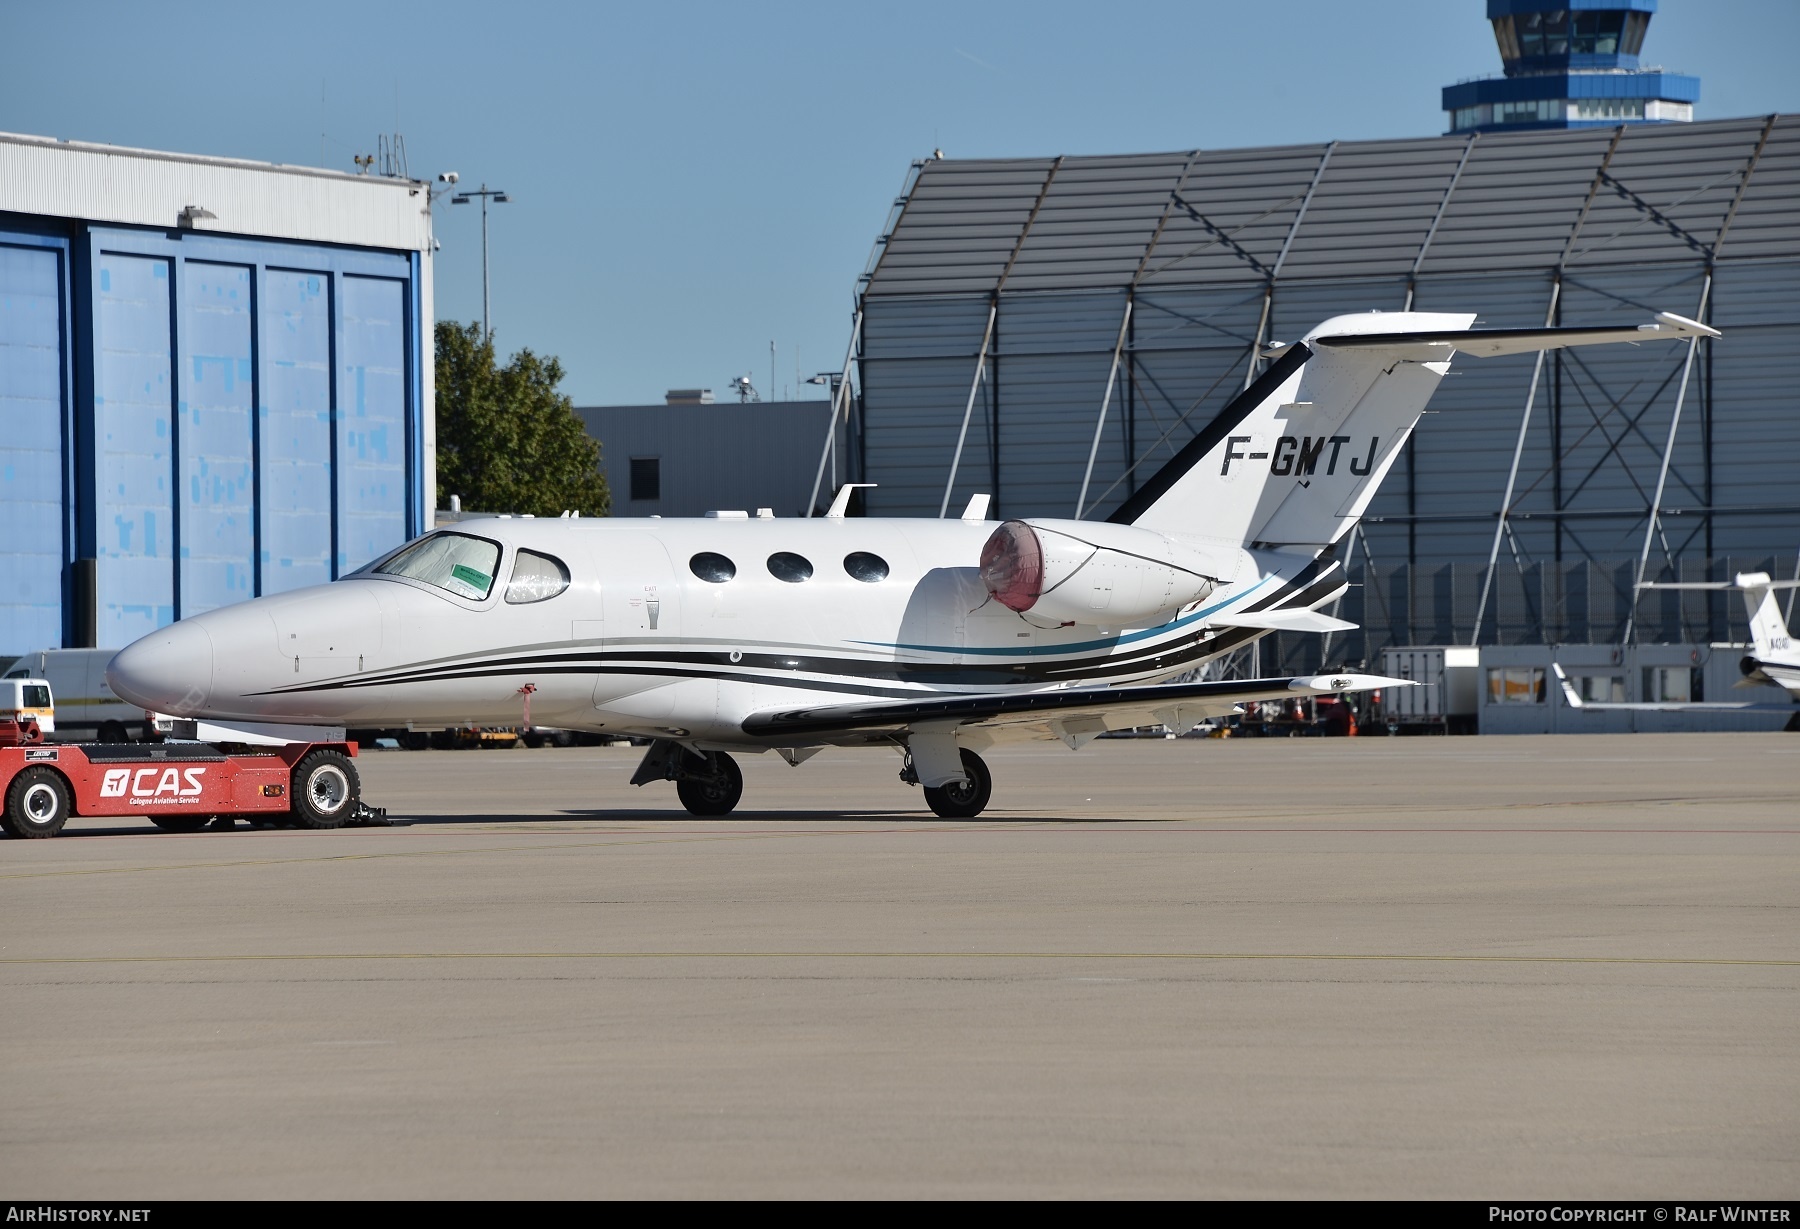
xmin=849 ymin=119 xmax=1792 ymax=669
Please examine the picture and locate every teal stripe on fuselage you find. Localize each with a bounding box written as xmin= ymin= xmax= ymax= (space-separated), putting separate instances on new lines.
xmin=855 ymin=574 xmax=1278 ymax=657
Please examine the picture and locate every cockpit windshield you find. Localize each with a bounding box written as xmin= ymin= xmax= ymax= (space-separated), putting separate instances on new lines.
xmin=373 ymin=532 xmax=502 ymax=600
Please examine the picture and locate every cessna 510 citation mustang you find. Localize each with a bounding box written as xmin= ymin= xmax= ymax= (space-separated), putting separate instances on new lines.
xmin=108 ymin=309 xmax=1718 ymax=817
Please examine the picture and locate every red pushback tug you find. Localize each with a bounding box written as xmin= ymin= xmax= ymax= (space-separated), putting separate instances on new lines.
xmin=0 ymin=717 xmax=385 ymax=839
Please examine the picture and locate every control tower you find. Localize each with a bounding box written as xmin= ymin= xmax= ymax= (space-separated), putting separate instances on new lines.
xmin=1443 ymin=2 xmax=1699 ymax=134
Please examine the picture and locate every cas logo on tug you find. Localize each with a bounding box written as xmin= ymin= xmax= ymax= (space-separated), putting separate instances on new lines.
xmin=99 ymin=767 xmax=208 ymax=805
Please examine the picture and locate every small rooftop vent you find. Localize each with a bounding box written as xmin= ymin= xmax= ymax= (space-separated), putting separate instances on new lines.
xmin=666 ymin=388 xmax=714 ymax=405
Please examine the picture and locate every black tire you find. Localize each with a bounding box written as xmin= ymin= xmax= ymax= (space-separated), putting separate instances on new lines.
xmin=3 ymin=767 xmax=73 ymax=838
xmin=97 ymin=721 xmax=129 ymax=744
xmin=521 ymin=731 xmax=545 ymax=749
xmin=149 ymin=813 xmax=212 ymax=833
xmin=923 ymin=750 xmax=992 ymax=819
xmin=675 ymin=752 xmax=743 ymax=816
xmin=290 ymin=750 xmax=361 ymax=830
xmin=400 ymin=731 xmax=430 ymax=751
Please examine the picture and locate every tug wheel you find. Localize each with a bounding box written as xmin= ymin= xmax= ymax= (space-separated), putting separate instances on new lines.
xmin=676 ymin=752 xmax=743 ymax=816
xmin=290 ymin=750 xmax=361 ymax=830
xmin=923 ymin=750 xmax=992 ymax=819
xmin=3 ymin=767 xmax=73 ymax=839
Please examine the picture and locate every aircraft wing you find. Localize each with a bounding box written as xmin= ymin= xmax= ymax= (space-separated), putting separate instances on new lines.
xmin=1552 ymin=665 xmax=1798 ymax=714
xmin=1312 ymin=311 xmax=1719 ymax=359
xmin=742 ymin=672 xmax=1410 ymax=741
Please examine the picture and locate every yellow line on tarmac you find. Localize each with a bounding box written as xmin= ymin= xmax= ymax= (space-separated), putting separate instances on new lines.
xmin=1 ymin=951 xmax=1794 ymax=968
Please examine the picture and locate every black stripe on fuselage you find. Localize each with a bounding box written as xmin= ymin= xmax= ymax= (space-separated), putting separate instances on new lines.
xmin=1106 ymin=343 xmax=1313 ymax=526
xmin=244 ymin=559 xmax=1346 ymax=699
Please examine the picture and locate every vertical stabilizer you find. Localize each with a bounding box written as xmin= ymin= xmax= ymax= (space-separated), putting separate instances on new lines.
xmin=1109 ymin=312 xmax=1472 ymax=550
xmin=1108 ymin=309 xmax=1719 ymax=558
xmin=1737 ymin=572 xmax=1795 ymax=662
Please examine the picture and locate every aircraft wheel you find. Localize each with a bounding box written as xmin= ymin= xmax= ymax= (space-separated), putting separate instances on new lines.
xmin=289 ymin=750 xmax=361 ymax=830
xmin=97 ymin=721 xmax=129 ymax=744
xmin=676 ymin=752 xmax=743 ymax=816
xmin=522 ymin=731 xmax=546 ymax=749
xmin=2 ymin=767 xmax=72 ymax=838
xmin=149 ymin=813 xmax=212 ymax=833
xmin=922 ymin=750 xmax=991 ymax=819
xmin=400 ymin=732 xmax=430 ymax=751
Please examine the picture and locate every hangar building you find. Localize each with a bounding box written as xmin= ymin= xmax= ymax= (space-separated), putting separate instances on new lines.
xmin=847 ymin=114 xmax=1799 ymax=671
xmin=0 ymin=132 xmax=433 ymax=658
xmin=576 ymin=396 xmax=842 ymax=519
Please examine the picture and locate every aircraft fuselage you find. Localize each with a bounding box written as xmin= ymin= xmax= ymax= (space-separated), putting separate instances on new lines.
xmin=109 ymin=514 xmax=1332 ymax=747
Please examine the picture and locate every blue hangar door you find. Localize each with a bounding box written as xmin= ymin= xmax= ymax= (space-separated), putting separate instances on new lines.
xmin=0 ymin=229 xmax=71 ymax=657
xmin=80 ymin=228 xmax=423 ymax=651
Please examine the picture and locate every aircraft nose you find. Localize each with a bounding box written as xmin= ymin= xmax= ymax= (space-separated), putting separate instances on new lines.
xmin=107 ymin=620 xmax=216 ymax=715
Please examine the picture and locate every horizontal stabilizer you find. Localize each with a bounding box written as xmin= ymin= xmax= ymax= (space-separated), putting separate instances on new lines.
xmin=743 ymin=673 xmax=1412 ymax=738
xmin=1637 ymin=580 xmax=1800 ymax=590
xmin=1314 ymin=312 xmax=1719 ymax=359
xmin=1207 ymin=609 xmax=1357 ymax=634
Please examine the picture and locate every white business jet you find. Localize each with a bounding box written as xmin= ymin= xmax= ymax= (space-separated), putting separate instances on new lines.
xmin=108 ymin=310 xmax=1717 ymax=817
xmin=1554 ymin=572 xmax=1800 ymax=719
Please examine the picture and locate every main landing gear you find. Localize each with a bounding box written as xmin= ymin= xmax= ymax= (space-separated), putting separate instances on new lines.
xmin=632 ymin=740 xmax=744 ymax=816
xmin=905 ymin=747 xmax=992 ymax=819
xmin=675 ymin=752 xmax=743 ymax=816
xmin=630 ymin=738 xmax=993 ymax=819
xmin=921 ymin=750 xmax=992 ymax=818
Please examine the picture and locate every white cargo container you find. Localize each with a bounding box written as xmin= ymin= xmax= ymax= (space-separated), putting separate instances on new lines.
xmin=1378 ymin=646 xmax=1481 ymax=734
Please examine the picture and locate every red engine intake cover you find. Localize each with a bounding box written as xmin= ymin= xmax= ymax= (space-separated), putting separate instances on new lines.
xmin=979 ymin=520 xmax=1044 ymax=612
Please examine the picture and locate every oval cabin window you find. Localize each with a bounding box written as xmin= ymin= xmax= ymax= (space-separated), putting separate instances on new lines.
xmin=504 ymin=549 xmax=571 ymax=604
xmin=767 ymin=552 xmax=814 ymax=583
xmin=690 ymin=552 xmax=737 ymax=583
xmin=843 ymin=552 xmax=889 ymax=583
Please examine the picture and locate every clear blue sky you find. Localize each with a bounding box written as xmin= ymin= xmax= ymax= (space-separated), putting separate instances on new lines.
xmin=5 ymin=0 xmax=1796 ymax=406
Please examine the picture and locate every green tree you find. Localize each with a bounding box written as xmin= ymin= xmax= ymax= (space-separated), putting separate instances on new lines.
xmin=435 ymin=321 xmax=611 ymax=518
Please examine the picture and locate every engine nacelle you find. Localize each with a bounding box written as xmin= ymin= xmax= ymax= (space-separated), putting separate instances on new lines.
xmin=979 ymin=519 xmax=1223 ymax=627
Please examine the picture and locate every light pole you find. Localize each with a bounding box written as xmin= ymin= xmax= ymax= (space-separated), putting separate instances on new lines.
xmin=807 ymin=371 xmax=846 ymax=492
xmin=450 ymin=183 xmax=510 ymax=339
